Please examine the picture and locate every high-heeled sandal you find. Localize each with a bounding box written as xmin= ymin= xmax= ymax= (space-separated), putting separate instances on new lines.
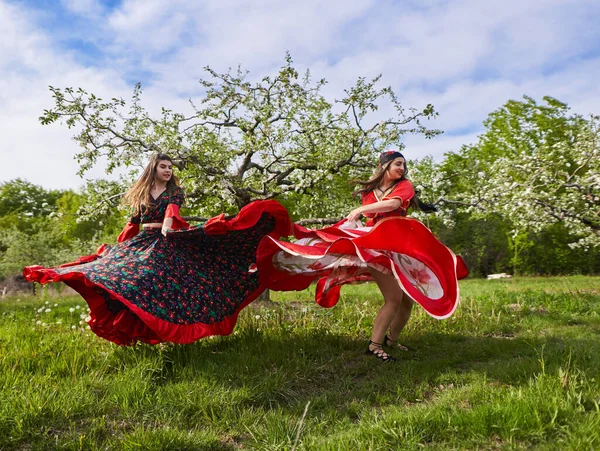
xmin=365 ymin=340 xmax=396 ymax=363
xmin=384 ymin=335 xmax=415 ymax=352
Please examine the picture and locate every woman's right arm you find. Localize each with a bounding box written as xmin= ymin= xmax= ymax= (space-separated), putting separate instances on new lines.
xmin=346 ymin=198 xmax=403 ymax=222
xmin=117 ymin=212 xmax=141 ymax=242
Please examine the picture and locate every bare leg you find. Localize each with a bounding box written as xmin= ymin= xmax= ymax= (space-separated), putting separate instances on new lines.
xmin=388 ymin=296 xmax=414 ymax=342
xmin=366 ymin=267 xmax=404 ymax=360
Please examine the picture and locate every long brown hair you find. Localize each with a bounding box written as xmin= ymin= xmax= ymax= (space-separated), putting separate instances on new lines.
xmin=123 ymin=153 xmax=181 ymax=216
xmin=352 ymin=159 xmax=408 ymax=197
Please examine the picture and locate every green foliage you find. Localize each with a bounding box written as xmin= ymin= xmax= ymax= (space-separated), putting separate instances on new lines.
xmin=438 ymin=96 xmax=600 ymax=249
xmin=0 ymin=179 xmax=127 ymax=279
xmin=525 ymin=223 xmax=600 ymax=275
xmin=0 ymin=179 xmax=63 ymax=239
xmin=54 ymin=180 xmax=127 ymax=240
xmin=1 ymin=277 xmax=599 ymax=449
xmin=429 ymin=213 xmax=513 ymax=277
xmin=0 ymin=179 xmax=62 ymax=219
xmin=0 ymin=224 xmax=98 ymax=278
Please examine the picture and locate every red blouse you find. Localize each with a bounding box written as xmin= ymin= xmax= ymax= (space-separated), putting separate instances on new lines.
xmin=117 ymin=186 xmax=189 ymax=242
xmin=361 ymin=179 xmax=415 ymax=227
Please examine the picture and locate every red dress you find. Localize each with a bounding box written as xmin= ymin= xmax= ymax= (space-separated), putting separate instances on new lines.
xmin=361 ymin=179 xmax=415 ymax=226
xmin=256 ymin=180 xmax=468 ymax=319
xmin=23 ymin=192 xmax=292 ymax=346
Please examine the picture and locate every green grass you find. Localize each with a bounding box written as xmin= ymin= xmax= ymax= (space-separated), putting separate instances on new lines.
xmin=1 ymin=276 xmax=599 ymax=450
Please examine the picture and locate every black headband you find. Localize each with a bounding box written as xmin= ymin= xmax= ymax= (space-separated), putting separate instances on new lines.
xmin=379 ymin=150 xmax=405 ymax=166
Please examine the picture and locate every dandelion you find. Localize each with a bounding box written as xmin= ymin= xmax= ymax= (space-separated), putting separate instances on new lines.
xmin=71 ymin=325 xmax=77 ymax=329
xmin=255 ymin=315 xmax=261 ymax=320
xmin=69 ymin=308 xmax=75 ymax=313
xmin=53 ymin=304 xmax=58 ymax=307
xmin=45 ymin=301 xmax=49 ymax=305
xmin=76 ymin=306 xmax=81 ymax=310
xmin=36 ymin=320 xmax=41 ymax=325
xmin=41 ymin=323 xmax=47 ymax=327
xmin=56 ymin=321 xmax=62 ymax=325
xmin=37 ymin=308 xmax=44 ymax=313
xmin=45 ymin=308 xmax=51 ymax=313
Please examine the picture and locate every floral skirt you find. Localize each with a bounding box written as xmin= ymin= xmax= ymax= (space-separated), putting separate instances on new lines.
xmin=256 ymin=217 xmax=469 ymax=319
xmin=23 ymin=200 xmax=291 ymax=345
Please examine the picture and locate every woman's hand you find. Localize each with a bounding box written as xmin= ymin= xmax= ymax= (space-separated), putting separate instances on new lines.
xmin=162 ymin=217 xmax=174 ymax=236
xmin=346 ymin=208 xmax=363 ymax=222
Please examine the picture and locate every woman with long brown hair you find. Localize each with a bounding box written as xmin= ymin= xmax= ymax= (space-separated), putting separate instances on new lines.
xmin=347 ymin=150 xmax=419 ymax=361
xmin=24 ymin=153 xmax=292 ymax=345
xmin=118 ymin=153 xmax=188 ymax=241
xmin=256 ymin=150 xmax=468 ymax=363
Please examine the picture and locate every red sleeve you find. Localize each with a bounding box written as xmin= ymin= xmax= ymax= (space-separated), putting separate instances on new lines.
xmin=164 ymin=204 xmax=189 ymax=229
xmin=165 ymin=187 xmax=189 ymax=229
xmin=383 ymin=180 xmax=415 ymax=203
xmin=361 ymin=191 xmax=377 ymax=208
xmin=117 ymin=222 xmax=140 ymax=242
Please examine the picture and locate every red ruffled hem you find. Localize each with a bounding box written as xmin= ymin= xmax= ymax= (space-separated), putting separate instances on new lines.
xmin=256 ymin=217 xmax=468 ymax=319
xmin=23 ymin=265 xmax=265 ymax=345
xmin=23 ymin=200 xmax=292 ymax=346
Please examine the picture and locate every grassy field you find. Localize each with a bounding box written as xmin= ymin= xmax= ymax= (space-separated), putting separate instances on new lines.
xmin=1 ymin=276 xmax=599 ymax=450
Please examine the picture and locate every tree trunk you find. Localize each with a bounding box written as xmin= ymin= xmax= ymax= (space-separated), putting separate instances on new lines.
xmin=255 ymin=288 xmax=278 ymax=307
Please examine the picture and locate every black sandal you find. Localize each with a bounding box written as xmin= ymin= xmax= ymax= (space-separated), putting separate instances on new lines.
xmin=384 ymin=335 xmax=415 ymax=352
xmin=365 ymin=340 xmax=396 ymax=363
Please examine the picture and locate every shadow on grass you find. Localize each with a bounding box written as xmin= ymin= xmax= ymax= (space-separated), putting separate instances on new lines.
xmin=112 ymin=326 xmax=600 ymax=418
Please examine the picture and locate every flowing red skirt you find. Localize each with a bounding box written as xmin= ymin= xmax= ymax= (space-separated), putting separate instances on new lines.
xmin=23 ymin=200 xmax=292 ymax=346
xmin=256 ymin=217 xmax=468 ymax=319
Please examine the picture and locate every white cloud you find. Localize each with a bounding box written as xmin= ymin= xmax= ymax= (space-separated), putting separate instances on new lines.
xmin=61 ymin=0 xmax=104 ymax=17
xmin=0 ymin=1 xmax=131 ymax=190
xmin=1 ymin=0 xmax=599 ymax=191
xmin=404 ymin=132 xmax=480 ymax=161
xmin=108 ymin=0 xmax=186 ymax=54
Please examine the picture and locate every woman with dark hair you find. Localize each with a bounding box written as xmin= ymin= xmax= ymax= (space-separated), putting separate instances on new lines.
xmin=256 ymin=150 xmax=468 ymax=362
xmin=24 ymin=153 xmax=291 ymax=346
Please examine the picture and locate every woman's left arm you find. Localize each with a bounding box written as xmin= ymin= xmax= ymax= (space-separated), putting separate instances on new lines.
xmin=163 ymin=187 xmax=189 ymax=235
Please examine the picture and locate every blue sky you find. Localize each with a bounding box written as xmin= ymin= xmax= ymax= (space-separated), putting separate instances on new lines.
xmin=2 ymin=0 xmax=600 ymax=189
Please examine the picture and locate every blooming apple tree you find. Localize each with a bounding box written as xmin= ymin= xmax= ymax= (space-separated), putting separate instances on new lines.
xmin=434 ymin=96 xmax=600 ymax=249
xmin=40 ymin=55 xmax=440 ymax=220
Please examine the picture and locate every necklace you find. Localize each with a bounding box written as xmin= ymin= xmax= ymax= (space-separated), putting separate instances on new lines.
xmin=151 ymin=184 xmax=166 ymax=199
xmin=376 ymin=184 xmax=394 ymax=198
